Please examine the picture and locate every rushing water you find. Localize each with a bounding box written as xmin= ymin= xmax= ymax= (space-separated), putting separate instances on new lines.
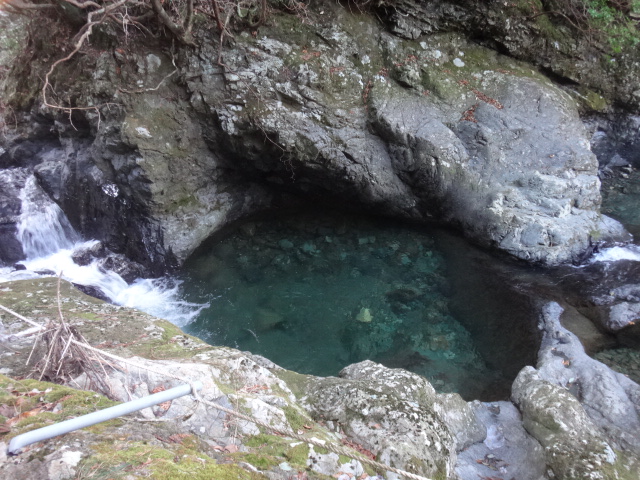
xmin=0 ymin=171 xmax=204 ymax=326
xmin=178 ymin=211 xmax=541 ymax=400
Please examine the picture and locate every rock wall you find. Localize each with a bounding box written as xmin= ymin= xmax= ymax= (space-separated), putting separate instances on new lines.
xmin=1 ymin=0 xmax=635 ymax=271
xmin=379 ymin=0 xmax=640 ymax=111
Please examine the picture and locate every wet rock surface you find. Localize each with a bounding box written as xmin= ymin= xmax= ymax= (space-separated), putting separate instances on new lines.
xmin=0 ymin=169 xmax=27 ymax=265
xmin=455 ymin=401 xmax=546 ymax=480
xmin=71 ymin=241 xmax=146 ymax=284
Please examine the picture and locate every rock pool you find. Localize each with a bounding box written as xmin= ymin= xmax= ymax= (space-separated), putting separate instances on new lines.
xmin=179 ymin=210 xmax=540 ymax=401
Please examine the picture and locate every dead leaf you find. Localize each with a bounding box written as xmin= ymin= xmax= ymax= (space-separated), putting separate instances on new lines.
xmin=7 ymin=407 xmax=44 ymax=426
xmin=224 ymin=444 xmax=239 ymax=453
xmin=341 ymin=438 xmax=375 ymax=460
xmin=167 ymin=433 xmax=189 ymax=444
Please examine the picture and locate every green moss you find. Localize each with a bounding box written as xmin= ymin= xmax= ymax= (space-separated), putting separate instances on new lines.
xmin=128 ymin=319 xmax=208 ymax=359
xmin=512 ymin=0 xmax=544 ymax=15
xmin=275 ymin=370 xmax=310 ymax=398
xmin=564 ymin=85 xmax=610 ymax=113
xmin=240 ymin=452 xmax=280 ymax=469
xmin=285 ymin=442 xmax=310 ymax=466
xmin=242 ymin=434 xmax=312 ymax=470
xmin=0 ymin=375 xmax=120 ymax=441
xmin=167 ymin=194 xmax=198 ymax=214
xmin=13 ymin=412 xmax=59 ymax=431
xmin=245 ymin=433 xmax=283 ymax=448
xmin=282 ymin=405 xmax=311 ymax=432
xmin=84 ymin=440 xmax=266 ymax=480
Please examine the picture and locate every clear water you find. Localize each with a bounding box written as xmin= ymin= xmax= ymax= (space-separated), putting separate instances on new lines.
xmin=601 ymin=170 xmax=640 ymax=239
xmin=179 ymin=210 xmax=540 ymax=401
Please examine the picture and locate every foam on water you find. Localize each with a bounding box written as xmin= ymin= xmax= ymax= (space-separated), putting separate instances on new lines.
xmin=1 ymin=242 xmax=205 ymax=326
xmin=1 ymin=174 xmax=205 ymax=327
xmin=113 ymin=278 xmax=208 ymax=327
xmin=592 ymin=245 xmax=640 ymax=263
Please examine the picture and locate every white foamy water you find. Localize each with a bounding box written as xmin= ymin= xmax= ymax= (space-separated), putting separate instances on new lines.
xmin=17 ymin=176 xmax=79 ymax=258
xmin=1 ymin=174 xmax=205 ymax=327
xmin=592 ymin=245 xmax=640 ymax=263
xmin=112 ymin=278 xmax=208 ymax=327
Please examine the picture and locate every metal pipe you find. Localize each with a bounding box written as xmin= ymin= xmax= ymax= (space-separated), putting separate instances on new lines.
xmin=8 ymin=381 xmax=203 ymax=455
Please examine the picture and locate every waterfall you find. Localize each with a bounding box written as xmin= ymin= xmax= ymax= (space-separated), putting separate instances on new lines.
xmin=1 ymin=174 xmax=205 ymax=327
xmin=17 ymin=176 xmax=79 ymax=259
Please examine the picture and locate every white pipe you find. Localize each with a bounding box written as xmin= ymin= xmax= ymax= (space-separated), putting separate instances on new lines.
xmin=8 ymin=381 xmax=203 ymax=455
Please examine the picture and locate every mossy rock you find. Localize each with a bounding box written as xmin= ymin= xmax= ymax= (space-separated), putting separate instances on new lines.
xmin=0 ymin=374 xmax=120 ymax=442
xmin=84 ymin=439 xmax=266 ymax=480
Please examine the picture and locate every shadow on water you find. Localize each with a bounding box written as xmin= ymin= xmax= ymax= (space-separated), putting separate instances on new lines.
xmin=434 ymin=231 xmax=541 ymax=388
xmin=179 ymin=208 xmax=542 ymax=401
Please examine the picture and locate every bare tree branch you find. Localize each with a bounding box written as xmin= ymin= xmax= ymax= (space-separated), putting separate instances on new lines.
xmin=61 ymin=0 xmax=101 ymax=9
xmin=149 ymin=0 xmax=194 ymax=45
xmin=183 ymin=0 xmax=194 ymax=37
xmin=41 ymin=0 xmax=129 ymax=123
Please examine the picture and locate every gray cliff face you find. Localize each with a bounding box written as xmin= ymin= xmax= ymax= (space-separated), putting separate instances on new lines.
xmin=0 ymin=1 xmax=634 ymax=271
xmin=380 ymin=0 xmax=640 ymax=111
xmin=179 ymin=4 xmax=626 ymax=265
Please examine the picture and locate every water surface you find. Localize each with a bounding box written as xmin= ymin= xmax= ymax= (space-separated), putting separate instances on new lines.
xmin=180 ymin=210 xmax=540 ymax=400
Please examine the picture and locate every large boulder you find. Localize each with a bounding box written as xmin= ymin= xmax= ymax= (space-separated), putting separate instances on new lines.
xmin=369 ymin=56 xmax=625 ymax=264
xmin=183 ymin=9 xmax=626 ymax=265
xmin=511 ymin=302 xmax=640 ymax=479
xmin=512 ymin=366 xmax=618 ymax=480
xmin=302 ymin=360 xmax=477 ymax=479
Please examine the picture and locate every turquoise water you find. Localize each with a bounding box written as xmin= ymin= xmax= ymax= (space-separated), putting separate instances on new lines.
xmin=602 ymin=170 xmax=640 ymax=239
xmin=179 ymin=210 xmax=539 ymax=400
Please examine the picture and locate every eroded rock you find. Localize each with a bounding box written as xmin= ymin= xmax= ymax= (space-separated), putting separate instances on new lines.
xmin=303 ymin=360 xmax=462 ymax=479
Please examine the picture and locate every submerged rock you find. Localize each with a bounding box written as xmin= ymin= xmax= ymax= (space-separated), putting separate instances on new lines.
xmin=355 ymin=307 xmax=373 ymax=323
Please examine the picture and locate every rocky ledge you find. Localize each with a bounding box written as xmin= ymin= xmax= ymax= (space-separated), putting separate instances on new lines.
xmin=1 ymin=0 xmax=635 ymax=273
xmin=1 ymin=279 xmax=638 ymax=479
